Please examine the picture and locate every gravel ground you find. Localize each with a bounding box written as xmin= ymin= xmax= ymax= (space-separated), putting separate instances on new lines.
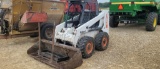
xmin=0 ymin=24 xmax=160 ymax=69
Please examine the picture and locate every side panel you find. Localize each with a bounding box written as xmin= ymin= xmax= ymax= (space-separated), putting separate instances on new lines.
xmin=110 ymin=0 xmax=153 ymax=2
xmin=110 ymin=4 xmax=142 ymax=12
xmin=102 ymin=11 xmax=109 ymax=33
xmin=12 ymin=0 xmax=29 ymax=26
xmin=110 ymin=1 xmax=156 ymax=16
xmin=42 ymin=1 xmax=65 ymax=25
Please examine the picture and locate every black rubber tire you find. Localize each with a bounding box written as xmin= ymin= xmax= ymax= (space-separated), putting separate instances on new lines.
xmin=29 ymin=23 xmax=47 ymax=38
xmin=158 ymin=14 xmax=160 ymax=25
xmin=110 ymin=16 xmax=119 ymax=28
xmin=146 ymin=12 xmax=158 ymax=31
xmin=95 ymin=32 xmax=109 ymax=51
xmin=41 ymin=23 xmax=54 ymax=40
xmin=40 ymin=23 xmax=49 ymax=29
xmin=77 ymin=36 xmax=95 ymax=58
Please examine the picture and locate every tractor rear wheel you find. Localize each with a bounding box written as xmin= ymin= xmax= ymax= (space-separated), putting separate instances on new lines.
xmin=110 ymin=16 xmax=119 ymax=27
xmin=30 ymin=23 xmax=48 ymax=38
xmin=41 ymin=23 xmax=54 ymax=40
xmin=95 ymin=32 xmax=109 ymax=51
xmin=158 ymin=14 xmax=160 ymax=25
xmin=77 ymin=36 xmax=95 ymax=58
xmin=146 ymin=12 xmax=158 ymax=31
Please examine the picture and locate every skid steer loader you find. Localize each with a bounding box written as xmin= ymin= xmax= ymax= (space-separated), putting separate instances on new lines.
xmin=27 ymin=0 xmax=109 ymax=69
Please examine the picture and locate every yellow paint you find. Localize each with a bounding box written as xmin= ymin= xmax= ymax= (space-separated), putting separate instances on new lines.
xmin=112 ymin=2 xmax=131 ymax=4
xmin=153 ymin=18 xmax=157 ymax=27
xmin=135 ymin=2 xmax=155 ymax=4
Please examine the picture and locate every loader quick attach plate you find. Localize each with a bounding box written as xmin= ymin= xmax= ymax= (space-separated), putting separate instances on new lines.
xmin=27 ymin=42 xmax=83 ymax=69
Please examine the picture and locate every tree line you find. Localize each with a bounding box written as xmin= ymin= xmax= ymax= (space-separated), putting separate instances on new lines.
xmin=99 ymin=2 xmax=110 ymax=8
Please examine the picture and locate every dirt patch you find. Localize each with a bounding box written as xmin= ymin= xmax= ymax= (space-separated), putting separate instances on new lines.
xmin=0 ymin=24 xmax=160 ymax=69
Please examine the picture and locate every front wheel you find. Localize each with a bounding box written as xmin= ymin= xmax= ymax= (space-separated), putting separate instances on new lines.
xmin=146 ymin=12 xmax=158 ymax=31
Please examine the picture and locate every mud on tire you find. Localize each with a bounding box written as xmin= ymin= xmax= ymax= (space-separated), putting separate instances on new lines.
xmin=77 ymin=36 xmax=95 ymax=58
xmin=146 ymin=12 xmax=158 ymax=31
xmin=95 ymin=32 xmax=109 ymax=51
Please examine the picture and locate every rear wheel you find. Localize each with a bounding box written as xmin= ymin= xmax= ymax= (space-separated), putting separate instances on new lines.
xmin=146 ymin=12 xmax=158 ymax=31
xmin=110 ymin=16 xmax=119 ymax=27
xmin=158 ymin=14 xmax=160 ymax=25
xmin=29 ymin=23 xmax=48 ymax=38
xmin=95 ymin=32 xmax=109 ymax=51
xmin=41 ymin=23 xmax=54 ymax=40
xmin=77 ymin=36 xmax=95 ymax=58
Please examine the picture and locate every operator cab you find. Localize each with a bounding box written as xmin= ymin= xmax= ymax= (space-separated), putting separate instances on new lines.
xmin=65 ymin=0 xmax=98 ymax=28
xmin=65 ymin=2 xmax=82 ymax=28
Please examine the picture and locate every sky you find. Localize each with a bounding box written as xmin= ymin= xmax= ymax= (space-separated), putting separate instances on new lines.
xmin=98 ymin=0 xmax=109 ymax=3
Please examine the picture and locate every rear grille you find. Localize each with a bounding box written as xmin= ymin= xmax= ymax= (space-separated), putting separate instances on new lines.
xmin=110 ymin=12 xmax=131 ymax=16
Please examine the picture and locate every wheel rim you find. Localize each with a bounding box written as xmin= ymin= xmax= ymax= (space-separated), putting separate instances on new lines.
xmin=86 ymin=41 xmax=93 ymax=54
xmin=153 ymin=18 xmax=157 ymax=27
xmin=45 ymin=28 xmax=53 ymax=39
xmin=102 ymin=36 xmax=108 ymax=48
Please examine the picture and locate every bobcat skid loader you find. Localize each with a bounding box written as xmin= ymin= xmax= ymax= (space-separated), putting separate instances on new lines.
xmin=27 ymin=0 xmax=109 ymax=69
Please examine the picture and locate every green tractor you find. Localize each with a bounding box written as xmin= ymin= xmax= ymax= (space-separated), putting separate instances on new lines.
xmin=109 ymin=0 xmax=160 ymax=31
